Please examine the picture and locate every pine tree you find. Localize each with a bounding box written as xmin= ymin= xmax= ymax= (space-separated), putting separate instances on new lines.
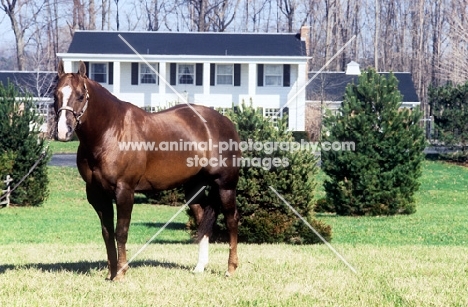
xmin=0 ymin=81 xmax=50 ymax=206
xmin=429 ymin=81 xmax=468 ymax=161
xmin=187 ymin=101 xmax=332 ymax=244
xmin=321 ymin=69 xmax=425 ymax=216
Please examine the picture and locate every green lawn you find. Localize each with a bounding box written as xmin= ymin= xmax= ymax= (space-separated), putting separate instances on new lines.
xmin=0 ymin=167 xmax=189 ymax=245
xmin=0 ymin=161 xmax=467 ymax=306
xmin=47 ymin=140 xmax=79 ymax=154
xmin=318 ymin=161 xmax=468 ymax=246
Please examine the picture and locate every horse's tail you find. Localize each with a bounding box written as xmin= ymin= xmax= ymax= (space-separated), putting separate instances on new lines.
xmin=196 ymin=204 xmax=217 ymax=242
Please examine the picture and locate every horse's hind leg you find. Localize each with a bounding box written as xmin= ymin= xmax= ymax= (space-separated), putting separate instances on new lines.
xmin=185 ymin=181 xmax=216 ymax=273
xmin=113 ymin=183 xmax=135 ymax=281
xmin=219 ymin=187 xmax=239 ymax=276
xmin=87 ymin=184 xmax=117 ymax=280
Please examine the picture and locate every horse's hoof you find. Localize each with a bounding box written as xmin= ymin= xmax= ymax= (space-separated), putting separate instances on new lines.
xmin=225 ymin=267 xmax=236 ymax=277
xmin=105 ymin=270 xmax=126 ymax=281
xmin=193 ymin=264 xmax=205 ymax=273
xmin=112 ymin=274 xmax=126 ymax=282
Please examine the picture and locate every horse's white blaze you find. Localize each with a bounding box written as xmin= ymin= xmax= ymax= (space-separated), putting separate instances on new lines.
xmin=57 ymin=85 xmax=72 ymax=140
xmin=193 ymin=235 xmax=209 ymax=273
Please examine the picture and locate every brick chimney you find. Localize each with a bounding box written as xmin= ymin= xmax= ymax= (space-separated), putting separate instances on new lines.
xmin=300 ymin=26 xmax=311 ymax=57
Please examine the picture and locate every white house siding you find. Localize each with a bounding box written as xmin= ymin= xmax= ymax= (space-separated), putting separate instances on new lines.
xmin=288 ymin=63 xmax=307 ymax=131
xmin=67 ymin=59 xmax=307 ymax=130
xmin=119 ymin=62 xmax=160 ymax=107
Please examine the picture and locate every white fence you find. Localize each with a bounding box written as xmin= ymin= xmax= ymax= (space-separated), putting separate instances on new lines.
xmin=33 ymin=98 xmax=54 ymax=134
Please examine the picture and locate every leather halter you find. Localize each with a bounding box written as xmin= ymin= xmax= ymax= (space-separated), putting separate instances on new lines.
xmin=56 ymin=81 xmax=89 ymax=126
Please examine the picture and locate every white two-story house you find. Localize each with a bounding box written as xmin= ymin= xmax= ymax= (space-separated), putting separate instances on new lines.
xmin=57 ymin=31 xmax=309 ymax=130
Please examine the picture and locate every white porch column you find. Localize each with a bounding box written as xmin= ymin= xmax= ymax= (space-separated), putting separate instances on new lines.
xmin=289 ymin=63 xmax=306 ymax=131
xmin=203 ymin=62 xmax=210 ymax=96
xmin=159 ymin=61 xmax=167 ymax=102
xmin=113 ymin=61 xmax=121 ymax=96
xmin=248 ymin=63 xmax=257 ymax=98
xmin=63 ymin=60 xmax=73 ymax=73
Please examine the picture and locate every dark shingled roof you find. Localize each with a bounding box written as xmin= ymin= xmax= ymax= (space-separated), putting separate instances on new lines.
xmin=0 ymin=71 xmax=56 ymax=97
xmin=67 ymin=31 xmax=307 ymax=57
xmin=307 ymin=72 xmax=419 ymax=103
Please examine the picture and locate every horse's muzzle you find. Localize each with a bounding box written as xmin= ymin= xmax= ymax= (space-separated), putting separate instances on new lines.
xmin=56 ymin=109 xmax=76 ymax=141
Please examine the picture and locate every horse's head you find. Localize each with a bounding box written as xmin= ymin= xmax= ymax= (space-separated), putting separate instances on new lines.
xmin=54 ymin=60 xmax=89 ymax=141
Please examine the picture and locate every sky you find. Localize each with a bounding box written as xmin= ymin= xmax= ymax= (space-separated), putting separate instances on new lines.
xmin=0 ymin=13 xmax=15 ymax=53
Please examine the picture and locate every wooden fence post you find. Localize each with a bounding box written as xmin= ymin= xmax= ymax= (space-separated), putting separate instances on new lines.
xmin=1 ymin=175 xmax=13 ymax=208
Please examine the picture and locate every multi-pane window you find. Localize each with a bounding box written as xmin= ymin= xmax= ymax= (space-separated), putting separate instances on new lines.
xmin=178 ymin=64 xmax=194 ymax=84
xmin=91 ymin=63 xmax=107 ymax=83
xmin=264 ymin=108 xmax=280 ymax=125
xmin=140 ymin=63 xmax=158 ymax=84
xmin=216 ymin=64 xmax=233 ymax=85
xmin=264 ymin=65 xmax=282 ymax=86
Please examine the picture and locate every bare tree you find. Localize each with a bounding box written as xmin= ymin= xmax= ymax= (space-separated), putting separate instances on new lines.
xmin=89 ymin=0 xmax=96 ymax=29
xmin=71 ymin=0 xmax=85 ymax=32
xmin=243 ymin=0 xmax=269 ymax=32
xmin=141 ymin=0 xmax=177 ymax=31
xmin=102 ymin=0 xmax=110 ymax=29
xmin=374 ymin=0 xmax=380 ymax=70
xmin=145 ymin=0 xmax=160 ymax=31
xmin=189 ymin=0 xmax=208 ymax=31
xmin=324 ymin=0 xmax=335 ymax=64
xmin=114 ymin=0 xmax=120 ymax=30
xmin=1 ymin=0 xmax=26 ymax=70
xmin=301 ymin=0 xmax=326 ymax=69
xmin=278 ymin=0 xmax=297 ymax=33
xmin=43 ymin=0 xmax=59 ymax=70
xmin=439 ymin=0 xmax=468 ymax=84
xmin=123 ymin=1 xmax=144 ymax=30
xmin=0 ymin=0 xmax=464 ymax=113
xmin=1 ymin=0 xmax=45 ymax=70
xmin=179 ymin=0 xmax=242 ymax=32
xmin=209 ymin=0 xmax=241 ymax=32
xmin=430 ymin=0 xmax=444 ymax=85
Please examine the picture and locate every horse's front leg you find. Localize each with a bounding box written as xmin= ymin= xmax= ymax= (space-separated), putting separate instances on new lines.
xmin=113 ymin=183 xmax=135 ymax=281
xmin=87 ymin=184 xmax=117 ymax=280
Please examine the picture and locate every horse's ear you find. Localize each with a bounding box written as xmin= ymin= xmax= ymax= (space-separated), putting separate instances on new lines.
xmin=57 ymin=60 xmax=65 ymax=78
xmin=78 ymin=61 xmax=88 ymax=78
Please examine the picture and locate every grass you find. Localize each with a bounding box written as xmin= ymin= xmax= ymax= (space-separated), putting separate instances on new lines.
xmin=318 ymin=161 xmax=468 ymax=246
xmin=47 ymin=140 xmax=79 ymax=154
xmin=0 ymin=167 xmax=189 ymax=245
xmin=0 ymin=161 xmax=467 ymax=306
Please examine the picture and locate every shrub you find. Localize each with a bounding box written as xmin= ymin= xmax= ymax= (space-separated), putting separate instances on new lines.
xmin=146 ymin=188 xmax=185 ymax=206
xmin=321 ymin=69 xmax=425 ymax=216
xmin=314 ymin=197 xmax=335 ymax=213
xmin=187 ymin=101 xmax=332 ymax=244
xmin=429 ymin=81 xmax=468 ymax=161
xmin=0 ymin=81 xmax=50 ymax=206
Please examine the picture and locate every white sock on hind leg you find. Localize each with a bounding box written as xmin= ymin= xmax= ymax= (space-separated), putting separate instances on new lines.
xmin=193 ymin=235 xmax=209 ymax=273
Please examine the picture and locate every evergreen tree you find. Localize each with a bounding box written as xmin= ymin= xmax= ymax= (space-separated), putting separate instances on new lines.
xmin=0 ymin=81 xmax=50 ymax=206
xmin=429 ymin=81 xmax=468 ymax=161
xmin=321 ymin=69 xmax=425 ymax=216
xmin=187 ymin=101 xmax=331 ymax=244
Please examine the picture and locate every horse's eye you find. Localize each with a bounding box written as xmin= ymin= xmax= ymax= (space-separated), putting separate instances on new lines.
xmin=78 ymin=95 xmax=84 ymax=101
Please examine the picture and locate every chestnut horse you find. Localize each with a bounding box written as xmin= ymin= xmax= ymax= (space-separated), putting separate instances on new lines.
xmin=54 ymin=60 xmax=240 ymax=280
